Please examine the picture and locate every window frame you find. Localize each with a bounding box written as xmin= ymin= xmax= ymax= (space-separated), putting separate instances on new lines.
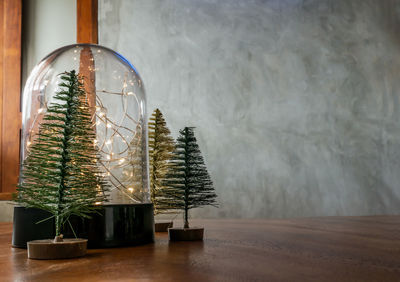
xmin=0 ymin=0 xmax=98 ymax=200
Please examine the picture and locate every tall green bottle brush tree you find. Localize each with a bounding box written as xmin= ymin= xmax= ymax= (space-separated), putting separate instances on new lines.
xmin=165 ymin=127 xmax=218 ymax=230
xmin=16 ymin=70 xmax=109 ymax=240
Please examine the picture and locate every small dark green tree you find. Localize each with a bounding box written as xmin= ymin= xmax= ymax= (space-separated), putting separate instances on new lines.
xmin=148 ymin=109 xmax=177 ymax=215
xmin=164 ymin=127 xmax=217 ymax=228
xmin=16 ymin=70 xmax=109 ymax=238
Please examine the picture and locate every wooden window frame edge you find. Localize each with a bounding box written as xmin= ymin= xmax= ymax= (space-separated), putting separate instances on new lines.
xmin=0 ymin=0 xmax=98 ymax=201
xmin=0 ymin=0 xmax=22 ymax=201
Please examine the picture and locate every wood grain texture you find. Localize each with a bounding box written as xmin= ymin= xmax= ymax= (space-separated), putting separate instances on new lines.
xmin=1 ymin=216 xmax=400 ymax=281
xmin=0 ymin=0 xmax=4 ymax=194
xmin=0 ymin=192 xmax=13 ymax=200
xmin=77 ymin=0 xmax=97 ymax=122
xmin=0 ymin=0 xmax=22 ymax=194
xmin=77 ymin=0 xmax=98 ymax=44
xmin=79 ymin=46 xmax=96 ymax=117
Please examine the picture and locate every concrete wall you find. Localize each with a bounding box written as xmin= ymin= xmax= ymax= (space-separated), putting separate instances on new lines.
xmin=100 ymin=0 xmax=400 ymax=219
xmin=0 ymin=202 xmax=14 ymax=222
xmin=22 ymin=0 xmax=76 ymax=86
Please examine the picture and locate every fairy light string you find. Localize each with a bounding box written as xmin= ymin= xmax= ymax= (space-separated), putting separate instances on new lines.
xmin=25 ymin=71 xmax=145 ymax=203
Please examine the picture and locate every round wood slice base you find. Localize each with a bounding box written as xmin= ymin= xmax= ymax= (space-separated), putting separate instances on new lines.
xmin=154 ymin=221 xmax=173 ymax=232
xmin=168 ymin=227 xmax=204 ymax=241
xmin=27 ymin=238 xmax=87 ymax=260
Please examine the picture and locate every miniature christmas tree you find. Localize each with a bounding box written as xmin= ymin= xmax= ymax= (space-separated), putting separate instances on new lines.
xmin=16 ymin=70 xmax=109 ymax=239
xmin=165 ymin=127 xmax=217 ymax=229
xmin=122 ymin=123 xmax=146 ymax=202
xmin=148 ymin=109 xmax=177 ymax=215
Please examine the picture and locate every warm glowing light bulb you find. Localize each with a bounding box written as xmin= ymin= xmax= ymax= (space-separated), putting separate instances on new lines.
xmin=105 ymin=140 xmax=112 ymax=145
xmin=128 ymin=187 xmax=134 ymax=192
xmin=27 ymin=141 xmax=32 ymax=146
xmin=95 ymin=202 xmax=102 ymax=205
xmin=119 ymin=158 xmax=125 ymax=164
xmin=37 ymin=108 xmax=44 ymax=113
xmin=106 ymin=155 xmax=111 ymax=160
xmin=107 ymin=123 xmax=112 ymax=128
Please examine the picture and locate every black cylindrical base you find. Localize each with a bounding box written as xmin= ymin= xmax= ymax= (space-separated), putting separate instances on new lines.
xmin=12 ymin=204 xmax=154 ymax=249
xmin=79 ymin=204 xmax=155 ymax=248
xmin=12 ymin=207 xmax=54 ymax=248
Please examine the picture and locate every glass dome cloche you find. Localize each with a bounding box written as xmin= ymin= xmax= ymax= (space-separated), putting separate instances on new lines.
xmin=14 ymin=44 xmax=154 ymax=248
xmin=21 ymin=44 xmax=150 ymax=204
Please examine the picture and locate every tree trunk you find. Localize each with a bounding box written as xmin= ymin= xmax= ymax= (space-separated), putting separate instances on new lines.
xmin=55 ymin=215 xmax=61 ymax=237
xmin=184 ymin=208 xmax=189 ymax=229
xmin=53 ymin=234 xmax=63 ymax=243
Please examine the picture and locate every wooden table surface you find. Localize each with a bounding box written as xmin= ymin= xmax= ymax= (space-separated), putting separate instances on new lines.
xmin=0 ymin=216 xmax=399 ymax=281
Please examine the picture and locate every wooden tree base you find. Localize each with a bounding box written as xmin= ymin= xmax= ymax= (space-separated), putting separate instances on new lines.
xmin=27 ymin=238 xmax=87 ymax=260
xmin=154 ymin=221 xmax=173 ymax=232
xmin=168 ymin=227 xmax=204 ymax=241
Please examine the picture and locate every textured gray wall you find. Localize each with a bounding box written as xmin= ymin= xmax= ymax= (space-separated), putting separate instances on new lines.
xmin=99 ymin=0 xmax=400 ymax=218
xmin=22 ymin=0 xmax=76 ymax=87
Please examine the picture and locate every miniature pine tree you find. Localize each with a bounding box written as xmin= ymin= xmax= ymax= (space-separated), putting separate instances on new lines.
xmin=164 ymin=127 xmax=217 ymax=228
xmin=148 ymin=109 xmax=177 ymax=214
xmin=122 ymin=123 xmax=146 ymax=202
xmin=16 ymin=70 xmax=109 ymax=238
